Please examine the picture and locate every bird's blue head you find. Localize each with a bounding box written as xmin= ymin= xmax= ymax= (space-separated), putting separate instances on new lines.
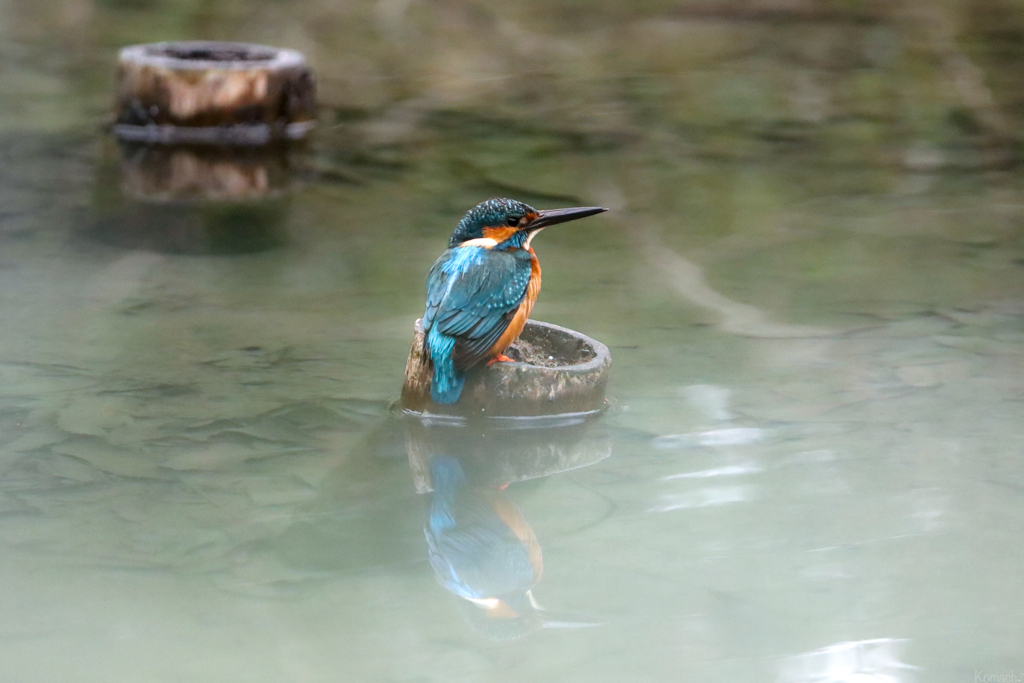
xmin=448 ymin=198 xmax=607 ymax=250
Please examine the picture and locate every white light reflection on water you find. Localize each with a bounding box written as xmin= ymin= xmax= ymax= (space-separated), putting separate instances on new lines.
xmin=778 ymin=638 xmax=920 ymax=683
xmin=662 ymin=462 xmax=764 ymax=480
xmin=651 ymin=427 xmax=766 ymax=449
xmin=648 ymin=486 xmax=755 ymax=512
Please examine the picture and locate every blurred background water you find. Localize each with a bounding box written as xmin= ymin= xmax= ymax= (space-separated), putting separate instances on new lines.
xmin=1 ymin=0 xmax=1023 ymax=681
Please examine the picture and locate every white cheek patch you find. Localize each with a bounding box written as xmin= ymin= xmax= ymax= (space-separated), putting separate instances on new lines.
xmin=459 ymin=237 xmax=499 ymax=249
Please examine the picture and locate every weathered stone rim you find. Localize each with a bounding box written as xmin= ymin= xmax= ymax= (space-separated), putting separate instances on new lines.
xmin=407 ymin=318 xmax=610 ymax=373
xmin=119 ymin=41 xmax=305 ymax=71
xmin=499 ymin=319 xmax=609 ymax=373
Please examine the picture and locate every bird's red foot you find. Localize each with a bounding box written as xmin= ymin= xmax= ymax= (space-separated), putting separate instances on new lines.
xmin=487 ymin=354 xmax=514 ymax=366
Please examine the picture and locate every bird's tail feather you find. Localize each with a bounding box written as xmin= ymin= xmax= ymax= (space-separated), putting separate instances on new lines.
xmin=427 ymin=329 xmax=465 ymax=404
xmin=431 ymin=371 xmax=465 ymax=404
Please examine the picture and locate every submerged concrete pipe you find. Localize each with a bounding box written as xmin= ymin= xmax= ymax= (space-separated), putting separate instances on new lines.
xmin=400 ymin=319 xmax=612 ymax=418
xmin=113 ymin=41 xmax=316 ymax=145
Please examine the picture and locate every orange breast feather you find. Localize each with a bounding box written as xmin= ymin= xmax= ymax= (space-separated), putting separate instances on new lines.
xmin=489 ymin=249 xmax=541 ymax=358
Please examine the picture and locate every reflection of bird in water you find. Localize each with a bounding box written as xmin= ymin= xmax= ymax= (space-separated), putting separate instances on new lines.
xmin=425 ymin=455 xmax=542 ymax=631
xmin=421 ymin=198 xmax=606 ymax=403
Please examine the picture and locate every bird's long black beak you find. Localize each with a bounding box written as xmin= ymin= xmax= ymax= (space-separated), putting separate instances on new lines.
xmin=528 ymin=206 xmax=607 ymax=230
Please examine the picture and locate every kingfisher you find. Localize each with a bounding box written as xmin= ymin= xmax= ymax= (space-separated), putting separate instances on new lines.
xmin=422 ymin=198 xmax=607 ymax=404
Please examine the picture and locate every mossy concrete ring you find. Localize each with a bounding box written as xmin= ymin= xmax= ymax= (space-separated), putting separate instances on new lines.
xmin=401 ymin=319 xmax=612 ymax=417
xmin=113 ymin=41 xmax=316 ymax=145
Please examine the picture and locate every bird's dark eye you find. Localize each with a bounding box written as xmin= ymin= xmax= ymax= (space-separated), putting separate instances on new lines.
xmin=506 ymin=215 xmax=520 ymax=227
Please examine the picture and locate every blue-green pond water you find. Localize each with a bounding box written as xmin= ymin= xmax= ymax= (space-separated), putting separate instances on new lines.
xmin=1 ymin=2 xmax=1024 ymax=681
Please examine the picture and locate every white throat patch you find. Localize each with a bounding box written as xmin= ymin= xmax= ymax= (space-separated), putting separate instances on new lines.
xmin=523 ymin=228 xmax=545 ymax=249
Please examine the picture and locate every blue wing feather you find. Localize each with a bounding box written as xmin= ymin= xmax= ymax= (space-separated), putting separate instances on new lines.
xmin=422 ymin=247 xmax=532 ymax=403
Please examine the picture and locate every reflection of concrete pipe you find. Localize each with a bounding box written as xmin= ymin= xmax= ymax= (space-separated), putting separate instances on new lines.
xmin=406 ymin=412 xmax=610 ymax=493
xmin=88 ymin=140 xmax=291 ymax=255
xmin=119 ymin=143 xmax=292 ymax=202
